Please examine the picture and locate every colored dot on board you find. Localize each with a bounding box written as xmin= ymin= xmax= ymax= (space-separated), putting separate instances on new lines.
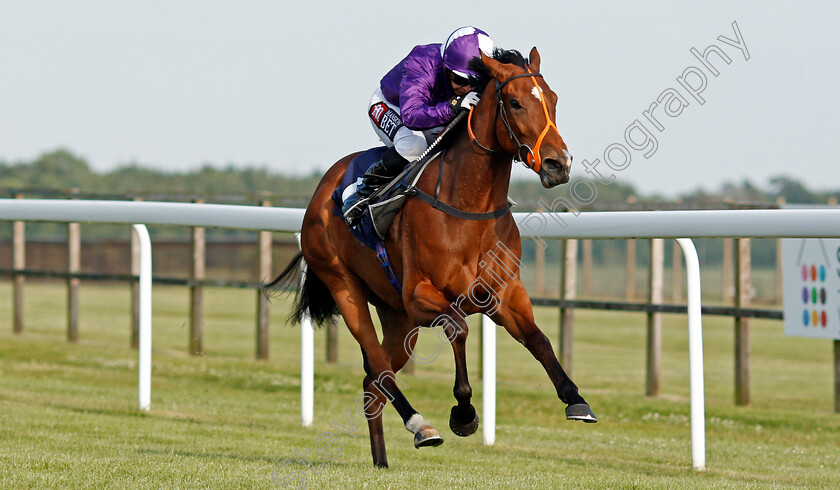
xmin=820 ymin=265 xmax=826 ymax=282
xmin=802 ymin=265 xmax=809 ymax=281
xmin=802 ymin=287 xmax=809 ymax=303
xmin=803 ymin=310 xmax=810 ymax=326
xmin=812 ymin=288 xmax=818 ymax=304
xmin=821 ymin=288 xmax=827 ymax=305
xmin=812 ymin=310 xmax=819 ymax=327
xmin=811 ymin=265 xmax=818 ymax=281
xmin=821 ymin=310 xmax=828 ymax=327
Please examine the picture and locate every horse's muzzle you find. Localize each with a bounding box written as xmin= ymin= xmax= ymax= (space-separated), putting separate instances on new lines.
xmin=539 ymin=149 xmax=572 ymax=188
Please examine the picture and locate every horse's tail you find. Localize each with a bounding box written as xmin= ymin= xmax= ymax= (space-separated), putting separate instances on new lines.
xmin=262 ymin=252 xmax=339 ymax=328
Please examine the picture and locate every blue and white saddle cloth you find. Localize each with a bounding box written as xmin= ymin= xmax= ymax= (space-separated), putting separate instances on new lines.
xmin=331 ymin=147 xmax=392 ymax=250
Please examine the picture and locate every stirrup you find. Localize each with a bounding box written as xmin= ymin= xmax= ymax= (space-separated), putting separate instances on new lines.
xmin=343 ymin=198 xmax=369 ymax=227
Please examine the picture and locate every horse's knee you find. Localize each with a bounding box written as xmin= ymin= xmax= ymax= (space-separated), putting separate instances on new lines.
xmin=442 ymin=321 xmax=468 ymax=344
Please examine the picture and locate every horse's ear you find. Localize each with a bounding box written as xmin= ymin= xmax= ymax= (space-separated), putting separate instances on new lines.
xmin=528 ymin=47 xmax=541 ymax=72
xmin=481 ymin=51 xmax=516 ymax=83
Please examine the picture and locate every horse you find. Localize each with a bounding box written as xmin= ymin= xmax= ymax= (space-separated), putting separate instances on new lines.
xmin=266 ymin=47 xmax=597 ymax=468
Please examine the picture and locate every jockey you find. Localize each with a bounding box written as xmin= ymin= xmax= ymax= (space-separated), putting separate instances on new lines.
xmin=342 ymin=26 xmax=495 ymax=227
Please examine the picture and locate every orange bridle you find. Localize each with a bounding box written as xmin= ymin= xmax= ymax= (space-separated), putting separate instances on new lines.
xmin=467 ymin=69 xmax=560 ymax=173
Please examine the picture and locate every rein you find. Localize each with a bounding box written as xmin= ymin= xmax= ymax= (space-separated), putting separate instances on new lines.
xmin=365 ymin=113 xmax=511 ymax=223
xmin=467 ymin=70 xmax=560 ymax=174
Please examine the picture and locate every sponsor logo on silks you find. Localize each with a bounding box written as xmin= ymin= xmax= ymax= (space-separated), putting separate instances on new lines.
xmin=369 ymin=102 xmax=388 ymax=125
xmin=369 ymin=102 xmax=403 ymax=141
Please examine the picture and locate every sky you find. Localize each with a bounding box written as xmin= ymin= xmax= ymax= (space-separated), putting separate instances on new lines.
xmin=1 ymin=1 xmax=839 ymax=196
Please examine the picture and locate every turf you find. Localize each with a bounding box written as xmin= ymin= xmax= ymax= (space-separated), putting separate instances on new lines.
xmin=1 ymin=282 xmax=838 ymax=488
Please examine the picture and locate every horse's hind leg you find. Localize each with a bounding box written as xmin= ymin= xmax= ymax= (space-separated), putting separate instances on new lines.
xmin=493 ymin=283 xmax=597 ymax=423
xmin=359 ymin=304 xmax=439 ymax=469
xmin=323 ymin=273 xmax=442 ymax=467
xmin=360 ymin=353 xmax=389 ymax=468
xmin=375 ymin=305 xmax=444 ymax=449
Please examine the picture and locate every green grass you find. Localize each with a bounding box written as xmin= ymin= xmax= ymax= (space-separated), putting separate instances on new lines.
xmin=1 ymin=281 xmax=839 ymax=488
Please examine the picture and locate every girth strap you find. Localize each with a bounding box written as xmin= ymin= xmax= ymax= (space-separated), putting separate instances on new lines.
xmin=408 ymin=187 xmax=511 ymax=221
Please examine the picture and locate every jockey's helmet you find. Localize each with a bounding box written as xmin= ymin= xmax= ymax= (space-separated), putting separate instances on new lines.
xmin=441 ymin=26 xmax=494 ymax=79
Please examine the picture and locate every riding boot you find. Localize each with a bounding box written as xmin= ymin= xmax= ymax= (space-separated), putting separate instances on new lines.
xmin=342 ymin=147 xmax=408 ymax=227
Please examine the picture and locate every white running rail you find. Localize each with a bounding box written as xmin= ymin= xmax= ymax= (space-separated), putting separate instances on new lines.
xmin=4 ymin=200 xmax=840 ymax=471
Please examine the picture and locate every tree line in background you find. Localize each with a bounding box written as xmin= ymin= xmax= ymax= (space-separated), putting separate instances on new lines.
xmin=2 ymin=149 xmax=837 ymax=207
xmin=1 ymin=149 xmax=836 ymax=268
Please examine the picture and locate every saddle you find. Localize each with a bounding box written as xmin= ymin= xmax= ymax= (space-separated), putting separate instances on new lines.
xmin=331 ymin=146 xmax=439 ymax=250
xmin=329 ymin=112 xmax=513 ymax=295
xmin=331 ymin=111 xmax=513 ymax=251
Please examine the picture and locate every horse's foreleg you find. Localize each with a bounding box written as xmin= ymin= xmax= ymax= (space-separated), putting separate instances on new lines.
xmin=492 ymin=283 xmax=598 ymax=423
xmin=409 ymin=281 xmax=480 ymax=436
xmin=446 ymin=317 xmax=480 ymax=436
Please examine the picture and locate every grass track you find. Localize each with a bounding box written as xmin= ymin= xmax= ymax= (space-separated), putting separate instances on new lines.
xmin=1 ymin=282 xmax=839 ymax=488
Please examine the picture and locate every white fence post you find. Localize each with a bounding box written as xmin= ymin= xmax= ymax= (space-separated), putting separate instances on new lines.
xmin=133 ymin=224 xmax=152 ymax=411
xmin=482 ymin=314 xmax=496 ymax=446
xmin=676 ymin=238 xmax=705 ymax=471
xmin=297 ymin=233 xmax=314 ymax=427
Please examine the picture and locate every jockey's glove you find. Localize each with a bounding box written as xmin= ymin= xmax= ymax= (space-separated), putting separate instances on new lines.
xmin=449 ymin=92 xmax=480 ymax=115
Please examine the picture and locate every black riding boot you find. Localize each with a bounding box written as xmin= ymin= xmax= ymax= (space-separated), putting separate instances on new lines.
xmin=342 ymin=147 xmax=408 ymax=227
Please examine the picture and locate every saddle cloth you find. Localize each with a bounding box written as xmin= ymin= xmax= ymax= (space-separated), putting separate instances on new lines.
xmin=331 ymin=147 xmax=410 ymax=250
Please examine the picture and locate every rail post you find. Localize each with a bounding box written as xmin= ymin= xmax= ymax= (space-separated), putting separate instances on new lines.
xmin=722 ymin=238 xmax=734 ymax=303
xmin=134 ymin=224 xmax=152 ymax=411
xmin=256 ymin=199 xmax=272 ymax=360
xmin=626 ymin=239 xmax=636 ymax=300
xmin=189 ymin=198 xmax=205 ymax=356
xmin=646 ymin=239 xmax=664 ymax=397
xmin=67 ymin=189 xmax=81 ymax=342
xmin=676 ymin=238 xmax=706 ymax=472
xmin=535 ymin=206 xmax=546 ymax=295
xmin=297 ymin=233 xmax=314 ymax=427
xmin=12 ymin=192 xmax=25 ymax=334
xmin=672 ymin=241 xmax=682 ymax=302
xmin=482 ymin=313 xmax=496 ymax=446
xmin=582 ymin=239 xmax=593 ymax=297
xmin=559 ymin=238 xmax=577 ymax=374
xmin=130 ymin=197 xmax=142 ymax=349
xmin=735 ymin=238 xmax=752 ymax=406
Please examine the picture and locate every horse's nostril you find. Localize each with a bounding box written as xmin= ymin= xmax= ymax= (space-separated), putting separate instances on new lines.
xmin=544 ymin=158 xmax=565 ymax=172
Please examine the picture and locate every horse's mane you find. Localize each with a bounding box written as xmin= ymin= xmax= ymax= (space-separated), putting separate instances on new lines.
xmin=467 ymin=48 xmax=528 ymax=92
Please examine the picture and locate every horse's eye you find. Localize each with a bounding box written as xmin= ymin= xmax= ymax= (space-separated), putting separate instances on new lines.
xmin=510 ymin=98 xmax=522 ymax=110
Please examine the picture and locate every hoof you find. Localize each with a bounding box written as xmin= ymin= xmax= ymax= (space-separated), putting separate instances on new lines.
xmin=449 ymin=405 xmax=480 ymax=437
xmin=566 ymin=403 xmax=598 ymax=423
xmin=413 ymin=426 xmax=444 ymax=449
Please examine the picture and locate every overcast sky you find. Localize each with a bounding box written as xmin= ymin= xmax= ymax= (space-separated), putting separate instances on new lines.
xmin=1 ymin=1 xmax=838 ymax=196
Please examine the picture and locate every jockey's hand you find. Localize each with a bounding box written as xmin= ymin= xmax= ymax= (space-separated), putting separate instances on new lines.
xmin=449 ymin=92 xmax=480 ymax=115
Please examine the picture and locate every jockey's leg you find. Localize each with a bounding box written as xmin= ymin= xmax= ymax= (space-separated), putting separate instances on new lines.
xmin=344 ymin=89 xmax=435 ymax=226
xmin=342 ymin=146 xmax=408 ymax=226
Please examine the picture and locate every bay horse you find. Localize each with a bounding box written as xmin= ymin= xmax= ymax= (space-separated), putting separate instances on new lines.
xmin=267 ymin=47 xmax=596 ymax=468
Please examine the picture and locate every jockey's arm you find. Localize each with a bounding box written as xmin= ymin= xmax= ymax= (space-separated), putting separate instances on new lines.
xmin=398 ymin=57 xmax=455 ymax=130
